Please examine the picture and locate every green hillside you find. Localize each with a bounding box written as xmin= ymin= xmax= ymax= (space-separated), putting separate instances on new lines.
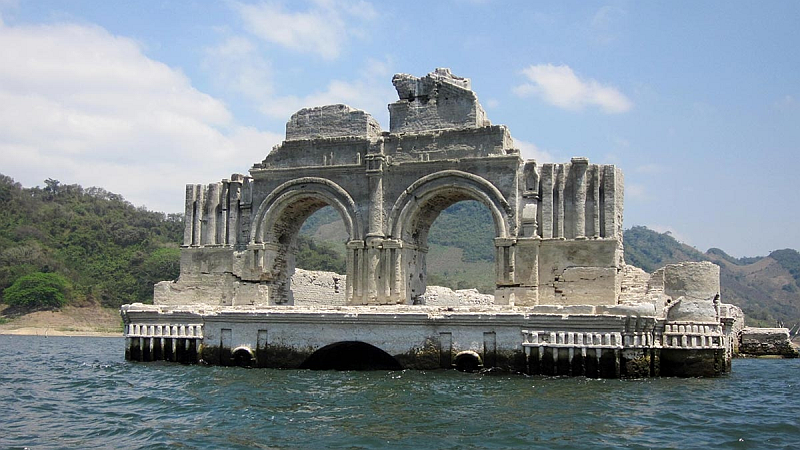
xmin=0 ymin=175 xmax=182 ymax=312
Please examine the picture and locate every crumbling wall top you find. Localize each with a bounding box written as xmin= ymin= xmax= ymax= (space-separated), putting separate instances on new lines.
xmin=389 ymin=68 xmax=490 ymax=133
xmin=285 ymin=104 xmax=381 ymax=141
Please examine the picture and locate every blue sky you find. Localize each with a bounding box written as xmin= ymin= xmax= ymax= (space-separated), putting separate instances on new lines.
xmin=1 ymin=0 xmax=798 ymax=257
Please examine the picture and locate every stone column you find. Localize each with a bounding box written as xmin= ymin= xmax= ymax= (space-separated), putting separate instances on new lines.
xmin=571 ymin=157 xmax=589 ymax=238
xmin=384 ymin=239 xmax=404 ymax=303
xmin=555 ymin=166 xmax=565 ymax=239
xmin=183 ymin=185 xmax=197 ymax=246
xmin=346 ymin=240 xmax=365 ymax=304
xmin=365 ymin=153 xmax=386 ymax=304
xmin=592 ymin=165 xmax=601 ymax=238
xmin=218 ymin=181 xmax=229 ymax=245
xmin=539 ymin=164 xmax=554 ymax=239
xmin=193 ymin=184 xmax=204 ymax=247
xmin=494 ymin=237 xmax=516 ymax=285
xmin=202 ymin=183 xmax=220 ymax=246
xmin=227 ymin=181 xmax=241 ymax=246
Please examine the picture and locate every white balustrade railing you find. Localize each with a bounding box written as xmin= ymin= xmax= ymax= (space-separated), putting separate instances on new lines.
xmin=124 ymin=323 xmax=204 ymax=339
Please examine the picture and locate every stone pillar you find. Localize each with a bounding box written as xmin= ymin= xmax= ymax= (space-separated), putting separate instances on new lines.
xmin=555 ymin=166 xmax=565 ymax=239
xmin=539 ymin=164 xmax=554 ymax=239
xmin=202 ymin=183 xmax=220 ymax=246
xmin=193 ymin=184 xmax=204 ymax=247
xmin=218 ymin=182 xmax=229 ymax=245
xmin=572 ymin=157 xmax=589 ymax=238
xmin=183 ymin=185 xmax=197 ymax=246
xmin=346 ymin=240 xmax=365 ymax=304
xmin=365 ymin=152 xmax=386 ymax=304
xmin=227 ymin=180 xmax=241 ymax=246
xmin=494 ymin=237 xmax=516 ymax=286
xmin=592 ymin=165 xmax=601 ymax=238
xmin=366 ymin=237 xmax=382 ymax=303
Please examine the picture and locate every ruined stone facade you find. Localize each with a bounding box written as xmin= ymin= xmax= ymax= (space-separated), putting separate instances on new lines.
xmin=122 ymin=69 xmax=742 ymax=377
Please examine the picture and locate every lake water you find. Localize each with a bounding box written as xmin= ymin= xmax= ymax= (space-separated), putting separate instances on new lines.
xmin=1 ymin=335 xmax=798 ymax=449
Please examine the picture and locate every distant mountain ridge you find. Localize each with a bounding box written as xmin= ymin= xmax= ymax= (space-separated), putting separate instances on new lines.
xmin=623 ymin=226 xmax=800 ymax=327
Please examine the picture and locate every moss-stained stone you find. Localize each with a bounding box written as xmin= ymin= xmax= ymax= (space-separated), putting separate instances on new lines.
xmin=393 ymin=338 xmax=441 ymax=370
xmin=599 ymin=349 xmax=620 ymax=378
xmin=660 ymin=349 xmax=727 ymax=377
xmin=620 ymin=349 xmax=652 ymax=378
xmin=262 ymin=344 xmax=314 ymax=369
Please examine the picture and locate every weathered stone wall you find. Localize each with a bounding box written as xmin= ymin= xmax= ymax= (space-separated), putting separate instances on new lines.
xmin=285 ymin=104 xmax=381 ymax=142
xmin=739 ymin=327 xmax=799 ymax=357
xmin=291 ymin=269 xmax=347 ymax=307
xmin=389 ymin=68 xmax=489 ymax=133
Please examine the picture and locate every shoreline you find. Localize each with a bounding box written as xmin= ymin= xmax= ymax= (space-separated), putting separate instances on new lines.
xmin=0 ymin=326 xmax=122 ymax=338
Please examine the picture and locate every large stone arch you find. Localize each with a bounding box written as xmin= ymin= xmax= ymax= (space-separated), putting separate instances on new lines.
xmin=252 ymin=177 xmax=363 ymax=244
xmin=249 ymin=177 xmax=363 ymax=304
xmin=388 ymin=170 xmax=512 ymax=241
xmin=387 ymin=170 xmax=515 ymax=304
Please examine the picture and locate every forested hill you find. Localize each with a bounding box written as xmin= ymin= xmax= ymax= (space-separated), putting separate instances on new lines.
xmin=0 ymin=175 xmax=182 ymax=310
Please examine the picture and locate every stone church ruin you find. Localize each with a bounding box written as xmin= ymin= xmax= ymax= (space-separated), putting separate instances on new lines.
xmin=121 ymin=69 xmax=742 ymax=377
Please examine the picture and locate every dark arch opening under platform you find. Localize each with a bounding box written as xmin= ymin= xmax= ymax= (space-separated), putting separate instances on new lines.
xmin=299 ymin=341 xmax=403 ymax=371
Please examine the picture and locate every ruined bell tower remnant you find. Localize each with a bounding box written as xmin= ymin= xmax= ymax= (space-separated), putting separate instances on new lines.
xmin=121 ymin=69 xmax=743 ymax=377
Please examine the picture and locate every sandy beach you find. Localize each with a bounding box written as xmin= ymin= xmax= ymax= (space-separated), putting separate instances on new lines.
xmin=0 ymin=304 xmax=123 ymax=337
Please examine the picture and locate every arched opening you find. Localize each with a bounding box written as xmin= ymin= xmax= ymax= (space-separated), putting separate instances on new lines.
xmin=299 ymin=341 xmax=403 ymax=371
xmin=232 ymin=347 xmax=255 ymax=368
xmin=387 ymin=170 xmax=513 ymax=305
xmin=454 ymin=351 xmax=482 ymax=372
xmin=426 ymin=200 xmax=496 ymax=296
xmin=251 ymin=178 xmax=362 ymax=305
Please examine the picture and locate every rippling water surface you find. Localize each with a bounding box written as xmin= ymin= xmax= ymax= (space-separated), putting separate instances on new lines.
xmin=1 ymin=335 xmax=799 ymax=449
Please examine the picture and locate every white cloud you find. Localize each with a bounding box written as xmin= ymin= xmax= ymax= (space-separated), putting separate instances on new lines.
xmin=625 ymin=183 xmax=648 ymax=201
xmin=0 ymin=20 xmax=281 ymax=213
xmin=590 ymin=4 xmax=627 ymax=44
xmin=259 ymin=57 xmax=396 ymax=128
xmin=514 ymin=139 xmax=558 ymax=163
xmin=634 ymin=164 xmax=663 ymax=175
xmin=647 ymin=224 xmax=691 ymax=246
xmin=232 ymin=0 xmax=376 ymax=60
xmin=773 ymin=94 xmax=796 ymax=111
xmin=514 ymin=64 xmax=633 ymax=113
xmin=203 ymin=35 xmax=273 ymax=100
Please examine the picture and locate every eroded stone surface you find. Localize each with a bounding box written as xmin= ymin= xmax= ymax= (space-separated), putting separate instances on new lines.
xmin=739 ymin=327 xmax=799 ymax=357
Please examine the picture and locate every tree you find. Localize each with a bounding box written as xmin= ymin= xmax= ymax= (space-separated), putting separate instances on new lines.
xmin=3 ymin=272 xmax=72 ymax=311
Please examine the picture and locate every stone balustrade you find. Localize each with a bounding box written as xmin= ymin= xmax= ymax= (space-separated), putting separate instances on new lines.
xmin=662 ymin=322 xmax=724 ymax=349
xmin=125 ymin=323 xmax=204 ymax=339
